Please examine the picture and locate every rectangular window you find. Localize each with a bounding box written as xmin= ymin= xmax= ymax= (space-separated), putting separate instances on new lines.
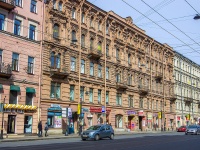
xmin=128 ymin=75 xmax=132 ymax=85
xmin=50 ymin=82 xmax=61 ymax=98
xmin=26 ymin=93 xmax=33 ymax=105
xmin=28 ymin=56 xmax=34 ymax=74
xmin=0 ymin=49 xmax=2 ymax=63
xmin=138 ymin=58 xmax=141 ymax=67
xmin=70 ymin=85 xmax=75 ymax=101
xmin=98 ymin=89 xmax=101 ymax=104
xmin=80 ymin=86 xmax=84 ymax=102
xmin=89 ymin=88 xmax=93 ymax=103
xmin=116 ymin=48 xmax=119 ymax=59
xmin=106 ymin=91 xmax=109 ymax=104
xmin=128 ymin=54 xmax=131 ymax=64
xmin=106 ymin=45 xmax=109 ymax=56
xmin=116 ymin=93 xmax=122 ymax=105
xmin=70 ymin=57 xmax=76 ymax=71
xmin=29 ymin=25 xmax=36 ymax=40
xmin=0 ymin=14 xmax=5 ymax=31
xmin=98 ymin=64 xmax=102 ymax=78
xmin=9 ymin=91 xmax=17 ymax=104
xmin=14 ymin=19 xmax=21 ymax=35
xmin=12 ymin=53 xmax=19 ymax=71
xmin=139 ymin=98 xmax=143 ymax=108
xmin=15 ymin=0 xmax=22 ymax=7
xmin=128 ymin=96 xmax=133 ymax=107
xmin=106 ymin=67 xmax=109 ymax=80
xmin=30 ymin=0 xmax=37 ymax=13
xmin=81 ymin=59 xmax=85 ymax=74
xmin=81 ymin=13 xmax=85 ymax=23
xmin=90 ymin=62 xmax=94 ymax=76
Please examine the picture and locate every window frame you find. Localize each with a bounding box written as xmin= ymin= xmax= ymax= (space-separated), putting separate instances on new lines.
xmin=98 ymin=64 xmax=102 ymax=78
xmin=70 ymin=85 xmax=75 ymax=101
xmin=50 ymin=82 xmax=61 ymax=99
xmin=53 ymin=24 xmax=59 ymax=38
xmin=30 ymin=0 xmax=37 ymax=13
xmin=28 ymin=56 xmax=34 ymax=74
xmin=14 ymin=19 xmax=21 ymax=36
xmin=26 ymin=93 xmax=33 ymax=105
xmin=0 ymin=14 xmax=5 ymax=31
xmin=70 ymin=56 xmax=76 ymax=71
xmin=12 ymin=52 xmax=19 ymax=71
xmin=29 ymin=24 xmax=36 ymax=40
xmin=15 ymin=0 xmax=22 ymax=7
xmin=81 ymin=59 xmax=85 ymax=74
xmin=89 ymin=88 xmax=93 ymax=103
xmin=116 ymin=93 xmax=122 ymax=105
xmin=90 ymin=62 xmax=94 ymax=76
xmin=98 ymin=89 xmax=101 ymax=104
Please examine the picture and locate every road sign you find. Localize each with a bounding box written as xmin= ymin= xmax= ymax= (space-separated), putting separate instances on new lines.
xmin=102 ymin=106 xmax=105 ymax=113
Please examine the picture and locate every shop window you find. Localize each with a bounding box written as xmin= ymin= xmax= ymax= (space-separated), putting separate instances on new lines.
xmin=88 ymin=118 xmax=93 ymax=126
xmin=9 ymin=91 xmax=17 ymax=104
xmin=24 ymin=116 xmax=32 ymax=134
xmin=115 ymin=114 xmax=123 ymax=128
xmin=97 ymin=114 xmax=103 ymax=124
xmin=47 ymin=115 xmax=62 ymax=128
xmin=26 ymin=93 xmax=33 ymax=105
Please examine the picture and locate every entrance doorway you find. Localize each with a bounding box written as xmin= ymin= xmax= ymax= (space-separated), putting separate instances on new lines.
xmin=128 ymin=116 xmax=134 ymax=130
xmin=7 ymin=115 xmax=16 ymax=134
xmin=139 ymin=116 xmax=143 ymax=131
xmin=24 ymin=116 xmax=33 ymax=134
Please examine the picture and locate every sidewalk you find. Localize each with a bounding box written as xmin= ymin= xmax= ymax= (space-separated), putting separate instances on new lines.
xmin=0 ymin=130 xmax=175 ymax=143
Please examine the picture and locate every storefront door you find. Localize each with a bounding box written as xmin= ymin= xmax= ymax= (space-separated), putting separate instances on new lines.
xmin=24 ymin=116 xmax=32 ymax=134
xmin=7 ymin=115 xmax=16 ymax=134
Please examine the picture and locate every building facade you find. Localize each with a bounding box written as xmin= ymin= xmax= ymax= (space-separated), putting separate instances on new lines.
xmin=41 ymin=0 xmax=175 ymax=134
xmin=0 ymin=0 xmax=43 ymax=135
xmin=174 ymin=52 xmax=200 ymax=127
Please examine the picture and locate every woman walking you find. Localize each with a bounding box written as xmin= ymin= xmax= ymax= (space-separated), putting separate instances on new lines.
xmin=44 ymin=122 xmax=49 ymax=137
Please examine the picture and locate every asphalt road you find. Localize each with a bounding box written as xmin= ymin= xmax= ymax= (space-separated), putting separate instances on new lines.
xmin=0 ymin=132 xmax=199 ymax=150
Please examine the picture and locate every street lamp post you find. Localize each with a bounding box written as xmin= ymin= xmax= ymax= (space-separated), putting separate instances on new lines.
xmin=0 ymin=96 xmax=6 ymax=139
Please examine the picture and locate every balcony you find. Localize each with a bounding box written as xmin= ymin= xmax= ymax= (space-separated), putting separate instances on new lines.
xmin=184 ymin=97 xmax=193 ymax=103
xmin=169 ymin=94 xmax=177 ymax=101
xmin=155 ymin=71 xmax=163 ymax=81
xmin=116 ymin=82 xmax=128 ymax=91
xmin=0 ymin=62 xmax=12 ymax=78
xmin=0 ymin=0 xmax=15 ymax=11
xmin=50 ymin=68 xmax=68 ymax=79
xmin=138 ymin=85 xmax=149 ymax=96
xmin=88 ymin=48 xmax=103 ymax=60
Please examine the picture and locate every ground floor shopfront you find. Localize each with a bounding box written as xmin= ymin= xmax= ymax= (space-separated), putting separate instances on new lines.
xmin=40 ymin=101 xmax=176 ymax=133
xmin=176 ymin=114 xmax=200 ymax=127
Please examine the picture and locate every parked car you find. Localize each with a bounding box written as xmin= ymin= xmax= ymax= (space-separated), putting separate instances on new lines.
xmin=185 ymin=125 xmax=200 ymax=135
xmin=177 ymin=126 xmax=187 ymax=132
xmin=81 ymin=124 xmax=114 ymax=141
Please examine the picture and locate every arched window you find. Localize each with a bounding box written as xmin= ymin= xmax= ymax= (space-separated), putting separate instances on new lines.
xmin=90 ymin=17 xmax=94 ymax=27
xmin=56 ymin=53 xmax=61 ymax=68
xmin=115 ymin=114 xmax=123 ymax=128
xmin=72 ymin=30 xmax=76 ymax=43
xmin=53 ymin=24 xmax=59 ymax=38
xmin=81 ymin=34 xmax=85 ymax=47
xmin=53 ymin=0 xmax=56 ymax=9
xmin=58 ymin=1 xmax=62 ymax=11
xmin=97 ymin=41 xmax=102 ymax=51
xmin=72 ymin=8 xmax=76 ymax=19
xmin=90 ymin=38 xmax=94 ymax=49
xmin=51 ymin=52 xmax=55 ymax=68
xmin=116 ymin=73 xmax=121 ymax=83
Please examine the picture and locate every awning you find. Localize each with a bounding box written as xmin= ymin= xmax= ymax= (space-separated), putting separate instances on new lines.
xmin=26 ymin=87 xmax=36 ymax=93
xmin=10 ymin=85 xmax=20 ymax=92
xmin=0 ymin=84 xmax=3 ymax=90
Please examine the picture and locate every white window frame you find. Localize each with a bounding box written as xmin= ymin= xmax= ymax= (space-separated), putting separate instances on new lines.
xmin=13 ymin=15 xmax=24 ymax=36
xmin=28 ymin=21 xmax=38 ymax=41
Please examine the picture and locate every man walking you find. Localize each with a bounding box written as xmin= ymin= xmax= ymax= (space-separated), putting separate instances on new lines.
xmin=44 ymin=122 xmax=49 ymax=137
xmin=38 ymin=121 xmax=43 ymax=137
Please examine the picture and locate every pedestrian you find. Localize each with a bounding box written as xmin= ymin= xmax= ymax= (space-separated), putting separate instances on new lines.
xmin=44 ymin=122 xmax=49 ymax=137
xmin=38 ymin=121 xmax=43 ymax=137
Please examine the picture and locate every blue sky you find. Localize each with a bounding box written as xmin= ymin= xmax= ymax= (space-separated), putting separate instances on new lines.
xmin=88 ymin=0 xmax=200 ymax=65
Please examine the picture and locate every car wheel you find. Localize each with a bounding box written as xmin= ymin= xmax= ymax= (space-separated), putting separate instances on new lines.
xmin=94 ymin=134 xmax=99 ymax=141
xmin=110 ymin=134 xmax=114 ymax=140
xmin=82 ymin=138 xmax=86 ymax=141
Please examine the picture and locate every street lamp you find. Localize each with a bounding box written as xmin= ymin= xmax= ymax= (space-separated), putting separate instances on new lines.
xmin=194 ymin=14 xmax=200 ymax=20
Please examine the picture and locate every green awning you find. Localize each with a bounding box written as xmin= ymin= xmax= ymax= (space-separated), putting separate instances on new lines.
xmin=26 ymin=87 xmax=36 ymax=93
xmin=10 ymin=85 xmax=20 ymax=92
xmin=0 ymin=84 xmax=2 ymax=90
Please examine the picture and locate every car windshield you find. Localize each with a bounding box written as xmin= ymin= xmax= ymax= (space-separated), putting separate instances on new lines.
xmin=188 ymin=125 xmax=197 ymax=128
xmin=87 ymin=125 xmax=101 ymax=131
xmin=180 ymin=126 xmax=185 ymax=128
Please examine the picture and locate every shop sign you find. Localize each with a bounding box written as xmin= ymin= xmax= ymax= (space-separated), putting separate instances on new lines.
xmin=153 ymin=113 xmax=158 ymax=117
xmin=127 ymin=110 xmax=137 ymax=115
xmin=90 ymin=107 xmax=111 ymax=113
xmin=82 ymin=108 xmax=89 ymax=112
xmin=147 ymin=114 xmax=152 ymax=119
xmin=158 ymin=112 xmax=162 ymax=119
xmin=68 ymin=108 xmax=72 ymax=118
xmin=138 ymin=110 xmax=144 ymax=116
xmin=51 ymin=104 xmax=61 ymax=108
xmin=177 ymin=116 xmax=180 ymax=121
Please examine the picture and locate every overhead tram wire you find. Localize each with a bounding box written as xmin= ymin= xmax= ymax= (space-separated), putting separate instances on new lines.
xmin=139 ymin=0 xmax=200 ymax=55
xmin=184 ymin=0 xmax=200 ymax=15
xmin=135 ymin=0 xmax=175 ymax=23
xmin=121 ymin=0 xmax=200 ymax=56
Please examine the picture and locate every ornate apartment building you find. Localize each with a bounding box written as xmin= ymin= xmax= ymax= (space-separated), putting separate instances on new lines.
xmin=41 ymin=0 xmax=175 ymax=134
xmin=174 ymin=51 xmax=200 ymax=127
xmin=0 ymin=0 xmax=43 ymax=135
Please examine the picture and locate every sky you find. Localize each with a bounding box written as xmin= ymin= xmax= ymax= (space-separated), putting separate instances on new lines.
xmin=87 ymin=0 xmax=200 ymax=65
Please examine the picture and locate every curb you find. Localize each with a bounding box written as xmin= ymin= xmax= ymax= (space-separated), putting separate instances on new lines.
xmin=0 ymin=131 xmax=176 ymax=143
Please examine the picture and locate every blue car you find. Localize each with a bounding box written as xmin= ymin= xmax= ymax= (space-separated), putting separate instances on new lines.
xmin=81 ymin=124 xmax=114 ymax=141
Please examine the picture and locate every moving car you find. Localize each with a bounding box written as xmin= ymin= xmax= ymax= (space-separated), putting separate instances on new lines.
xmin=185 ymin=125 xmax=200 ymax=135
xmin=177 ymin=126 xmax=187 ymax=132
xmin=81 ymin=124 xmax=114 ymax=141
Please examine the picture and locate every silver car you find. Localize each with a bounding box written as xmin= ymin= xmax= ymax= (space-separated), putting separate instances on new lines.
xmin=185 ymin=125 xmax=200 ymax=135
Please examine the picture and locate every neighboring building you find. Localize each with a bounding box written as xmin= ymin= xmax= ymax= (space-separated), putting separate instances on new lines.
xmin=174 ymin=51 xmax=200 ymax=127
xmin=41 ymin=0 xmax=175 ymax=134
xmin=0 ymin=0 xmax=43 ymax=135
